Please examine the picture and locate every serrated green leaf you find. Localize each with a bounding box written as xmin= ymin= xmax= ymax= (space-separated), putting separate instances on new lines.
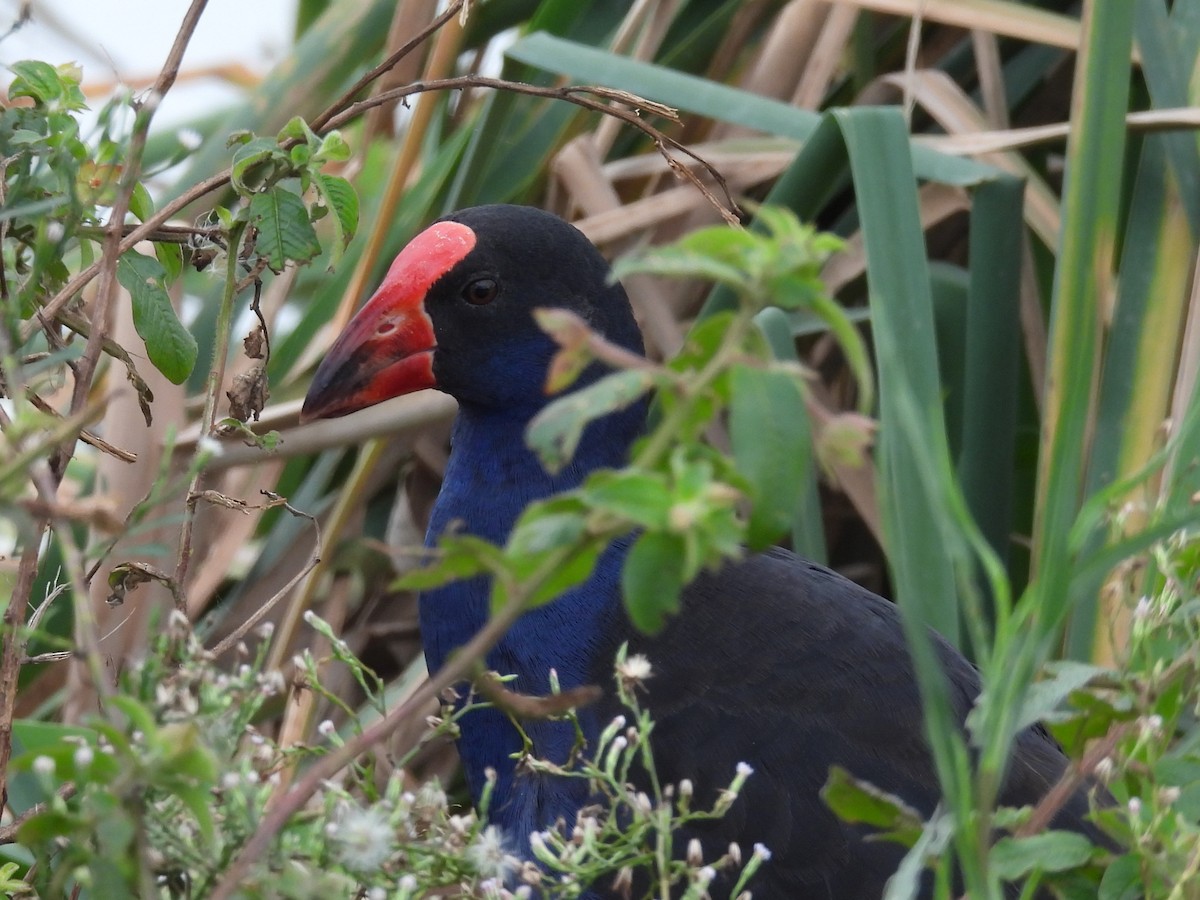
xmin=990 ymin=831 xmax=1096 ymax=880
xmin=621 ymin=531 xmax=684 ymax=634
xmin=116 ymin=251 xmax=197 ymax=384
xmin=249 ymin=187 xmax=321 ymax=271
xmin=730 ymin=363 xmax=810 ymax=549
xmin=526 ymin=369 xmax=654 ymax=474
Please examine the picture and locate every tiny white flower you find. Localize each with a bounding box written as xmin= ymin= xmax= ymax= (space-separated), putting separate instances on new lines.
xmin=467 ymin=825 xmax=515 ymax=881
xmin=255 ymin=621 xmax=275 ymax=639
xmin=687 ymin=838 xmax=703 ymax=866
xmin=1160 ymin=786 xmax=1181 ymax=805
xmin=753 ymin=842 xmax=772 ymax=861
xmin=302 ymin=610 xmax=318 ymax=625
xmin=611 ymin=735 xmax=628 ymax=753
xmin=398 ymin=874 xmax=418 ymax=892
xmin=679 ymin=778 xmax=694 ymax=798
xmin=1094 ymin=757 xmax=1114 ymax=781
xmin=46 ymin=221 xmax=65 ymax=242
xmin=222 ymin=772 xmax=241 ymax=790
xmin=1133 ymin=596 xmax=1153 ymax=621
xmin=736 ymin=761 xmax=754 ymax=778
xmin=617 ymin=653 xmax=653 ymax=686
xmin=318 ymin=719 xmax=336 ymax=738
xmin=1128 ymin=797 xmax=1142 ymax=817
xmin=177 ymin=128 xmax=203 ymax=150
xmin=33 ymin=755 xmax=55 ymax=777
xmin=198 ymin=435 xmax=225 ymax=459
xmin=366 ymin=888 xmax=386 ymax=900
xmin=331 ymin=804 xmax=394 ymax=873
xmin=698 ymin=865 xmax=717 ymax=885
xmin=73 ymin=745 xmax=94 ymax=770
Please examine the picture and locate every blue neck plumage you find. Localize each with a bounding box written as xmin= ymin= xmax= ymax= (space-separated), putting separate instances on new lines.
xmin=418 ymin=388 xmax=645 ymax=843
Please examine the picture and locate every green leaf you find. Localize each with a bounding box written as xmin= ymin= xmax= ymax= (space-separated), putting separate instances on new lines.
xmin=1097 ymin=854 xmax=1144 ymax=900
xmin=313 ymin=172 xmax=359 ymax=265
xmin=989 ymin=831 xmax=1096 ymax=880
xmin=730 ymin=363 xmax=810 ymax=549
xmin=582 ymin=470 xmax=672 ymax=530
xmin=1008 ymin=660 xmax=1108 ymax=733
xmin=821 ymin=765 xmax=924 ymax=844
xmin=9 ymin=60 xmax=66 ymax=106
xmin=116 ymin=251 xmax=197 ymax=384
xmin=508 ymin=510 xmax=586 ymax=558
xmin=613 ymin=245 xmax=747 ymax=291
xmin=393 ymin=535 xmax=500 ymax=591
xmin=249 ymin=186 xmax=321 ymax=271
xmin=526 ymin=369 xmax=655 ymax=474
xmin=128 ymin=182 xmax=155 ymax=222
xmin=521 ymin=542 xmax=604 ymax=610
xmin=230 ymin=138 xmax=286 ymax=193
xmin=621 ymin=531 xmax=685 ymax=634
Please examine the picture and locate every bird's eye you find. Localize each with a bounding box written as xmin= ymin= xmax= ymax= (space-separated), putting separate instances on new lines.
xmin=462 ymin=278 xmax=498 ymax=306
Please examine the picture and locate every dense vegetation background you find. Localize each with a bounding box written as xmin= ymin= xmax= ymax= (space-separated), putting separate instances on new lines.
xmin=2 ymin=0 xmax=1199 ymax=896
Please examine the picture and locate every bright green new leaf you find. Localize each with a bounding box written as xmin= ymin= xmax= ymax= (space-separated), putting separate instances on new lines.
xmin=116 ymin=251 xmax=197 ymax=384
xmin=582 ymin=470 xmax=672 ymax=530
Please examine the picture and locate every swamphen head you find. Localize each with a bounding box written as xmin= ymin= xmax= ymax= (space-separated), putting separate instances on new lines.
xmin=302 ymin=204 xmax=643 ymax=422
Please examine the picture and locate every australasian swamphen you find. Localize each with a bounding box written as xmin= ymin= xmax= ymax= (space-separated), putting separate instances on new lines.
xmin=301 ymin=204 xmax=1104 ymax=898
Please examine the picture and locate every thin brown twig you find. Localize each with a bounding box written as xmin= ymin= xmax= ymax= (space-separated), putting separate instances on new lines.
xmin=0 ymin=783 xmax=78 ymax=844
xmin=1015 ymin=721 xmax=1132 ymax=837
xmin=207 ymin=492 xmax=322 ymax=659
xmin=322 ymin=76 xmax=740 ymax=223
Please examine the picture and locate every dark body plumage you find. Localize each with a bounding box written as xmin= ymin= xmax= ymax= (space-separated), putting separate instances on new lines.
xmin=302 ymin=205 xmax=1105 ymax=899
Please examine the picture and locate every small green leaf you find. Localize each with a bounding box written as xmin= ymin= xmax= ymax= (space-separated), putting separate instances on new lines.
xmin=393 ymin=535 xmax=500 ymax=591
xmin=730 ymin=363 xmax=811 ymax=549
xmin=519 ymin=542 xmax=604 ymax=610
xmin=249 ymin=186 xmax=321 ymax=271
xmin=508 ymin=510 xmax=586 ymax=557
xmin=116 ymin=251 xmax=197 ymax=384
xmin=1009 ymin=660 xmax=1109 ymax=733
xmin=821 ymin=765 xmax=924 ymax=844
xmin=527 ymin=369 xmax=654 ymax=474
xmin=128 ymin=182 xmax=154 ymax=222
xmin=622 ymin=531 xmax=685 ymax=634
xmin=1098 ymin=854 xmax=1144 ymax=900
xmin=583 ymin=470 xmax=672 ymax=529
xmin=990 ymin=831 xmax=1097 ymax=881
xmin=613 ymin=245 xmax=747 ymax=290
xmin=313 ymin=173 xmax=359 ymax=265
xmin=9 ymin=60 xmax=67 ymax=106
